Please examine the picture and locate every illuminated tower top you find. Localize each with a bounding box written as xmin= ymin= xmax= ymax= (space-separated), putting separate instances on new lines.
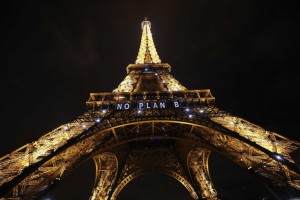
xmin=113 ymin=18 xmax=187 ymax=93
xmin=135 ymin=18 xmax=161 ymax=64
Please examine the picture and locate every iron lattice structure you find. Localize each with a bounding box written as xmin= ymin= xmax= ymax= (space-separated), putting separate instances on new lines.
xmin=1 ymin=19 xmax=300 ymax=200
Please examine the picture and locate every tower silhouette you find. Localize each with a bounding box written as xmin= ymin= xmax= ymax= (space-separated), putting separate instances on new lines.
xmin=0 ymin=19 xmax=300 ymax=200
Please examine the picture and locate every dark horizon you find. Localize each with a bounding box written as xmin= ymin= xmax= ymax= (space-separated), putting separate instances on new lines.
xmin=1 ymin=0 xmax=300 ymax=199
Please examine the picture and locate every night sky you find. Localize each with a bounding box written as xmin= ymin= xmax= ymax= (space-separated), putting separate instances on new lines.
xmin=1 ymin=0 xmax=300 ymax=199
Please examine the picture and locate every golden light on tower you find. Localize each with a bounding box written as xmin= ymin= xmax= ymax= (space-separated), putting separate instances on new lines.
xmin=0 ymin=19 xmax=299 ymax=200
xmin=135 ymin=18 xmax=161 ymax=64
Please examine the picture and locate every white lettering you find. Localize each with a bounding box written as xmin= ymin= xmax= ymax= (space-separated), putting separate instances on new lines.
xmin=160 ymin=102 xmax=166 ymax=108
xmin=139 ymin=102 xmax=144 ymax=109
xmin=146 ymin=102 xmax=151 ymax=109
xmin=173 ymin=101 xmax=180 ymax=108
xmin=124 ymin=103 xmax=130 ymax=109
xmin=117 ymin=103 xmax=123 ymax=110
xmin=114 ymin=101 xmax=180 ymax=110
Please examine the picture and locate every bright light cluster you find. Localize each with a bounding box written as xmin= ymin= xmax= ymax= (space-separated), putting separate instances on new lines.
xmin=135 ymin=20 xmax=161 ymax=64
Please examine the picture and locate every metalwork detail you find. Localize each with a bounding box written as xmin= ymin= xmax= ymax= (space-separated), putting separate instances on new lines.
xmin=0 ymin=120 xmax=95 ymax=188
xmin=90 ymin=152 xmax=118 ymax=200
xmin=1 ymin=110 xmax=299 ymax=199
xmin=113 ymin=71 xmax=140 ymax=93
xmin=188 ymin=148 xmax=219 ymax=200
xmin=87 ymin=89 xmax=215 ymax=111
xmin=136 ymin=18 xmax=161 ymax=64
xmin=211 ymin=116 xmax=300 ymax=190
xmin=110 ymin=147 xmax=199 ymax=199
xmin=211 ymin=116 xmax=300 ymax=163
xmin=159 ymin=73 xmax=187 ymax=91
xmin=113 ymin=63 xmax=187 ymax=92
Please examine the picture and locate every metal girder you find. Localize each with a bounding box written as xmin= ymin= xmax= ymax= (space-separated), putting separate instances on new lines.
xmin=109 ymin=146 xmax=199 ymax=200
xmin=187 ymin=148 xmax=219 ymax=200
xmin=0 ymin=108 xmax=300 ymax=199
xmin=89 ymin=152 xmax=118 ymax=200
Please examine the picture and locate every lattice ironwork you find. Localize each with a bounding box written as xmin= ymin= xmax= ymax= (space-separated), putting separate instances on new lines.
xmin=0 ymin=19 xmax=300 ymax=200
xmin=188 ymin=148 xmax=218 ymax=200
xmin=90 ymin=152 xmax=118 ymax=200
xmin=109 ymin=146 xmax=198 ymax=200
xmin=135 ymin=18 xmax=161 ymax=64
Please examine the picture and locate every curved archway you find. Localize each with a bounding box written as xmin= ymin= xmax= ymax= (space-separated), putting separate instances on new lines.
xmin=1 ymin=111 xmax=299 ymax=199
xmin=110 ymin=168 xmax=198 ymax=199
xmin=117 ymin=172 xmax=193 ymax=200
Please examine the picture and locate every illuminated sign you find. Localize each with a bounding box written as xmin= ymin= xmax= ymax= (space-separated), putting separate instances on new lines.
xmin=115 ymin=101 xmax=180 ymax=110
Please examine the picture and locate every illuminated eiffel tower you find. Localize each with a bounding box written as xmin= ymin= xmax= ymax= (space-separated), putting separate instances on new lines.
xmin=1 ymin=18 xmax=300 ymax=200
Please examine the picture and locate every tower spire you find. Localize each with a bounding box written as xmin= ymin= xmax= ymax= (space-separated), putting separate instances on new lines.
xmin=135 ymin=18 xmax=161 ymax=64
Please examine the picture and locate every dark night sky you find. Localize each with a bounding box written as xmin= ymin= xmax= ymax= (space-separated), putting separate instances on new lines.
xmin=1 ymin=0 xmax=300 ymax=199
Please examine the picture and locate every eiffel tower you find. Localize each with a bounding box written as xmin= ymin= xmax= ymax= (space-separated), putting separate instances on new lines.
xmin=1 ymin=18 xmax=300 ymax=200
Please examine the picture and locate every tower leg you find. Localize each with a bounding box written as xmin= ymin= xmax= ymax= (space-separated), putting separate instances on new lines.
xmin=188 ymin=148 xmax=219 ymax=200
xmin=89 ymin=152 xmax=118 ymax=200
